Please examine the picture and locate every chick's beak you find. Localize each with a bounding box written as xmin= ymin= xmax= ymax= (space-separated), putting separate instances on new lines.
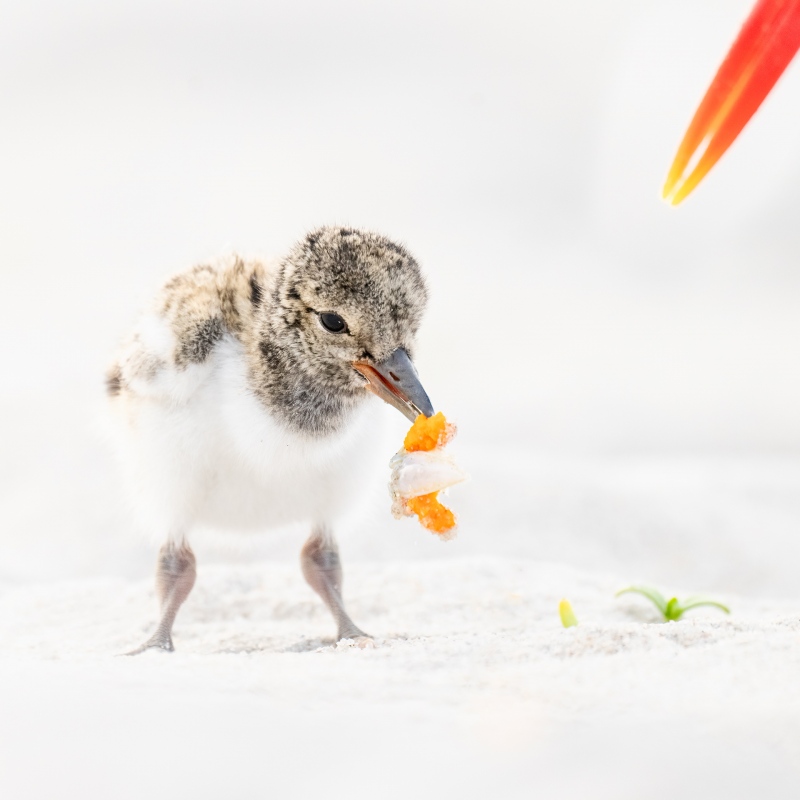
xmin=664 ymin=0 xmax=800 ymax=205
xmin=353 ymin=348 xmax=434 ymax=422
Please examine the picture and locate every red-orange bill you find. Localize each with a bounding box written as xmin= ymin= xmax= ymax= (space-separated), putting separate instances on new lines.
xmin=663 ymin=0 xmax=800 ymax=205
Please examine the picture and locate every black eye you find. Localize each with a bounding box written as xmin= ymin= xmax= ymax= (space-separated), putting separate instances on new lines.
xmin=319 ymin=312 xmax=348 ymax=334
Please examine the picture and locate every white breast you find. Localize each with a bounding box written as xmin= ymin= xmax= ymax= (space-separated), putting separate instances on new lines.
xmin=112 ymin=337 xmax=390 ymax=541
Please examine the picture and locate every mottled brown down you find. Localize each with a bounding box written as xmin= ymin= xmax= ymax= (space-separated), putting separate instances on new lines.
xmin=108 ymin=226 xmax=428 ymax=436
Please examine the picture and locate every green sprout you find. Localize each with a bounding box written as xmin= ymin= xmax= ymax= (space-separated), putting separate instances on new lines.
xmin=616 ymin=586 xmax=730 ymax=622
xmin=559 ymin=598 xmax=578 ymax=628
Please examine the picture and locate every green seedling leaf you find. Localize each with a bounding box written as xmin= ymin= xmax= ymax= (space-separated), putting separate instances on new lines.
xmin=616 ymin=586 xmax=730 ymax=622
xmin=559 ymin=599 xmax=578 ymax=628
xmin=679 ymin=597 xmax=731 ymax=616
xmin=615 ymin=586 xmax=668 ymax=615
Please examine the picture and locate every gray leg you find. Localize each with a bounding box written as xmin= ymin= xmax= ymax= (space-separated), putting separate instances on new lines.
xmin=127 ymin=541 xmax=197 ymax=655
xmin=301 ymin=528 xmax=371 ymax=643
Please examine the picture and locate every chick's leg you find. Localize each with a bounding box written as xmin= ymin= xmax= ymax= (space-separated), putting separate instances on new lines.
xmin=301 ymin=528 xmax=371 ymax=645
xmin=127 ymin=541 xmax=197 ymax=655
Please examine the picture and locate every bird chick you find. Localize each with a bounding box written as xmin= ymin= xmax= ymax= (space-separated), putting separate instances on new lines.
xmin=107 ymin=226 xmax=433 ymax=653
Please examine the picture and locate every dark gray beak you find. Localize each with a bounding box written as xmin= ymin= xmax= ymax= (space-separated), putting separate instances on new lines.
xmin=353 ymin=348 xmax=434 ymax=422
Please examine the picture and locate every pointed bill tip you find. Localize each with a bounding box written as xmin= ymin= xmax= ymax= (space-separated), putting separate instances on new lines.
xmin=662 ymin=172 xmax=687 ymax=205
xmin=670 ymin=172 xmax=703 ymax=206
xmin=662 ymin=182 xmax=683 ymax=205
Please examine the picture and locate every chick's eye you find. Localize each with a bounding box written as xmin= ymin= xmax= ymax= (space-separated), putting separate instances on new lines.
xmin=319 ymin=312 xmax=348 ymax=334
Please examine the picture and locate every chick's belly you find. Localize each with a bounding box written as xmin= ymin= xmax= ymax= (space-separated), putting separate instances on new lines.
xmin=194 ymin=456 xmax=375 ymax=532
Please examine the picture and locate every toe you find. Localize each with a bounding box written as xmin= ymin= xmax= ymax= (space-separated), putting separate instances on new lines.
xmin=123 ymin=633 xmax=175 ymax=656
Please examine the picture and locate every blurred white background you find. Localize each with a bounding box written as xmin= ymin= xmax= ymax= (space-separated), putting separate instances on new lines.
xmin=4 ymin=0 xmax=800 ymax=588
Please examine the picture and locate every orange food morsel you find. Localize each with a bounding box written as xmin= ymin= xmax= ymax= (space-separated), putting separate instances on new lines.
xmin=403 ymin=412 xmax=454 ymax=453
xmin=405 ymin=492 xmax=456 ymax=535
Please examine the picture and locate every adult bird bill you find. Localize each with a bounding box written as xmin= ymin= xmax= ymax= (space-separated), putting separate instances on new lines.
xmin=663 ymin=0 xmax=800 ymax=205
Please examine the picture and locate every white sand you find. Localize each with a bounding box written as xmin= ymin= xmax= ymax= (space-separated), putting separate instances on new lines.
xmin=3 ymin=409 xmax=800 ymax=798
xmin=6 ymin=2 xmax=800 ymax=795
xmin=3 ymin=527 xmax=800 ymax=797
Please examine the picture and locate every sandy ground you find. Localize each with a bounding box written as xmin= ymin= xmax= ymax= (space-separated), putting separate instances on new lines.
xmin=2 ymin=551 xmax=800 ymax=799
xmin=3 ymin=415 xmax=800 ymax=799
xmin=6 ymin=2 xmax=800 ymax=796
